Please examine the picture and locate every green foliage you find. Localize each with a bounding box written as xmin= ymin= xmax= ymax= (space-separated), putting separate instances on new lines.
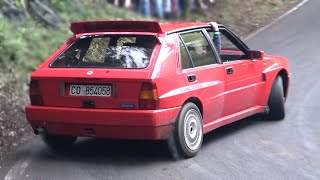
xmin=0 ymin=17 xmax=69 ymax=74
xmin=0 ymin=0 xmax=146 ymax=78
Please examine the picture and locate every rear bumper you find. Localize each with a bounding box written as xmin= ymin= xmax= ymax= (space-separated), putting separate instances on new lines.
xmin=25 ymin=106 xmax=181 ymax=140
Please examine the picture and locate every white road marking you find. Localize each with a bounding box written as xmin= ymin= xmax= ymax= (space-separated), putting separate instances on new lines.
xmin=245 ymin=0 xmax=310 ymax=41
xmin=4 ymin=159 xmax=31 ymax=180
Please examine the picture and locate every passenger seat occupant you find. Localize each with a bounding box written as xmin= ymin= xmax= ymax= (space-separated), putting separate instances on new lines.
xmin=210 ymin=22 xmax=221 ymax=54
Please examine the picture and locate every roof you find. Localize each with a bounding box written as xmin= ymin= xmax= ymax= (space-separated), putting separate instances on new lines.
xmin=70 ymin=20 xmax=216 ymax=35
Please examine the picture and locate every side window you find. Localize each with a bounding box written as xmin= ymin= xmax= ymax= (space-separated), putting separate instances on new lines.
xmin=179 ymin=39 xmax=193 ymax=69
xmin=206 ymin=29 xmax=246 ymax=62
xmin=220 ymin=33 xmax=241 ymax=51
xmin=180 ymin=31 xmax=217 ymax=67
xmin=220 ymin=31 xmax=245 ymax=62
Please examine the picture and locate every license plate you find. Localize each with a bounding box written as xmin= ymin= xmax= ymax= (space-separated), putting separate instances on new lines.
xmin=69 ymin=84 xmax=111 ymax=97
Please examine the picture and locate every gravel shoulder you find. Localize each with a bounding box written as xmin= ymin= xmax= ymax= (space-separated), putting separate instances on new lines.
xmin=0 ymin=72 xmax=32 ymax=162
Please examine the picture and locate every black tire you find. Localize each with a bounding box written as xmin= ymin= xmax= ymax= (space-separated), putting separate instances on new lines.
xmin=267 ymin=76 xmax=285 ymax=120
xmin=41 ymin=133 xmax=77 ymax=152
xmin=167 ymin=102 xmax=203 ymax=159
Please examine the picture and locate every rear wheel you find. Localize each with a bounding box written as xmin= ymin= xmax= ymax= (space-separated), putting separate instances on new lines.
xmin=41 ymin=133 xmax=77 ymax=152
xmin=167 ymin=102 xmax=203 ymax=159
xmin=267 ymin=76 xmax=285 ymax=120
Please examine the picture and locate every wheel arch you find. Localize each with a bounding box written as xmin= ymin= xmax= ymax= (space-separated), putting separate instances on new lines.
xmin=261 ymin=67 xmax=290 ymax=106
xmin=278 ymin=69 xmax=289 ymax=99
xmin=183 ymin=97 xmax=203 ymax=117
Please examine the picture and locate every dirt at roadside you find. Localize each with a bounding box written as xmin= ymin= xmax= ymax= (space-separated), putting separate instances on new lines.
xmin=0 ymin=72 xmax=32 ymax=161
xmin=203 ymin=0 xmax=301 ymax=38
xmin=0 ymin=0 xmax=302 ymax=160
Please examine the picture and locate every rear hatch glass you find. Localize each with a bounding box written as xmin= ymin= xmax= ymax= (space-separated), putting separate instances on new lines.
xmin=50 ymin=35 xmax=157 ymax=68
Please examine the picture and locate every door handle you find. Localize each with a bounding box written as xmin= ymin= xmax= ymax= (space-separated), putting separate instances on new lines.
xmin=187 ymin=74 xmax=197 ymax=82
xmin=226 ymin=67 xmax=234 ymax=74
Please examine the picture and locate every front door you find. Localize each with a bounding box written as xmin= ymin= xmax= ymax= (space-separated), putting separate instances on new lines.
xmin=223 ymin=59 xmax=257 ymax=116
xmin=217 ymin=28 xmax=263 ymax=116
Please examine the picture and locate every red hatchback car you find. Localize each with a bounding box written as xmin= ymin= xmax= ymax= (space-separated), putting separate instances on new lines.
xmin=26 ymin=20 xmax=290 ymax=158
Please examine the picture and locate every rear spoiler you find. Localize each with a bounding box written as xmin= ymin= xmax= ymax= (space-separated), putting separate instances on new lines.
xmin=70 ymin=20 xmax=163 ymax=34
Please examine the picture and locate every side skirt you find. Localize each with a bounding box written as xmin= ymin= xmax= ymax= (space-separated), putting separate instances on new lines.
xmin=203 ymin=105 xmax=266 ymax=134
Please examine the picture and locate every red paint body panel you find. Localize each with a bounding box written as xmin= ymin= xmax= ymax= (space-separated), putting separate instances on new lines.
xmin=25 ymin=20 xmax=290 ymax=140
xmin=203 ymin=105 xmax=266 ymax=133
xmin=26 ymin=106 xmax=180 ymax=139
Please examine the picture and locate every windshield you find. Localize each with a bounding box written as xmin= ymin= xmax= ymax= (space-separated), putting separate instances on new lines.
xmin=50 ymin=35 xmax=157 ymax=68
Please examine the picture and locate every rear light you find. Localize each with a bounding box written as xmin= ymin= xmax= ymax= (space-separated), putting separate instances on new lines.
xmin=138 ymin=82 xmax=159 ymax=110
xmin=29 ymin=79 xmax=43 ymax=106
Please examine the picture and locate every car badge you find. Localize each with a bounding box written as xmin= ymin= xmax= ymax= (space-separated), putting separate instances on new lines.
xmin=87 ymin=71 xmax=93 ymax=76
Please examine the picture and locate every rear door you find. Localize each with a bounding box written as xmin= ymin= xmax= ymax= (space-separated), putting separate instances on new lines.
xmin=178 ymin=29 xmax=226 ymax=124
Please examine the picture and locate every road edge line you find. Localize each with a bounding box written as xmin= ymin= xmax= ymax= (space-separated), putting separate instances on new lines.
xmin=4 ymin=159 xmax=31 ymax=180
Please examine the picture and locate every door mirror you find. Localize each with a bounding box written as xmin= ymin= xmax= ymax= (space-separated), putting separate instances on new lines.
xmin=250 ymin=50 xmax=264 ymax=60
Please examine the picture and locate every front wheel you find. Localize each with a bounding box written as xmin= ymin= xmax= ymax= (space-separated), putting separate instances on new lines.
xmin=41 ymin=133 xmax=77 ymax=152
xmin=167 ymin=102 xmax=203 ymax=159
xmin=267 ymin=76 xmax=285 ymax=120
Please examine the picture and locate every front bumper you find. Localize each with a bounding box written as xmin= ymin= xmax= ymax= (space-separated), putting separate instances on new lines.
xmin=26 ymin=106 xmax=181 ymax=140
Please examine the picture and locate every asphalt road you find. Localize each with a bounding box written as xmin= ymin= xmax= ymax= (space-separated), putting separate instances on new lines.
xmin=1 ymin=0 xmax=319 ymax=179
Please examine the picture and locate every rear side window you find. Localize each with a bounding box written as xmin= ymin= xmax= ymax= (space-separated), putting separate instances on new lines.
xmin=180 ymin=31 xmax=217 ymax=67
xmin=50 ymin=35 xmax=157 ymax=68
xmin=179 ymin=39 xmax=193 ymax=69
